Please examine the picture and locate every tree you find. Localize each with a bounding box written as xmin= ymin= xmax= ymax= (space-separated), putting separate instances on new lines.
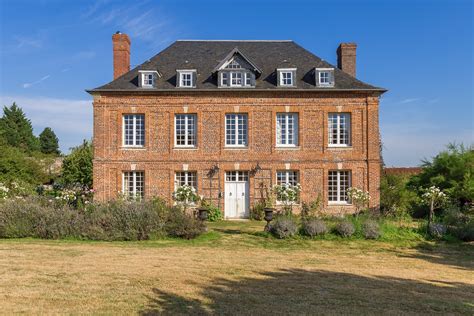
xmin=61 ymin=140 xmax=93 ymax=187
xmin=409 ymin=143 xmax=473 ymax=208
xmin=0 ymin=102 xmax=39 ymax=152
xmin=39 ymin=127 xmax=60 ymax=155
xmin=0 ymin=144 xmax=47 ymax=186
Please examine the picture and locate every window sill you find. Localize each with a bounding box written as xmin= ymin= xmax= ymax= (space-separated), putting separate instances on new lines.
xmin=221 ymin=86 xmax=255 ymax=89
xmin=328 ymin=202 xmax=352 ymax=206
xmin=327 ymin=146 xmax=352 ymax=150
xmin=224 ymin=146 xmax=249 ymax=150
xmin=174 ymin=146 xmax=198 ymax=150
xmin=275 ymin=146 xmax=300 ymax=150
xmin=121 ymin=146 xmax=146 ymax=150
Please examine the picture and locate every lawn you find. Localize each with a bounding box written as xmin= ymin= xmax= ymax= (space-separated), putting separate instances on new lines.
xmin=0 ymin=221 xmax=473 ymax=315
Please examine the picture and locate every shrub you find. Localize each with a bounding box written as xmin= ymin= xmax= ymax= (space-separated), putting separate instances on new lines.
xmin=269 ymin=215 xmax=298 ymax=239
xmin=428 ymin=223 xmax=447 ymax=239
xmin=165 ymin=210 xmax=206 ymax=239
xmin=362 ymin=219 xmax=381 ymax=239
xmin=302 ymin=218 xmax=327 ymax=237
xmin=250 ymin=201 xmax=265 ymax=221
xmin=443 ymin=206 xmax=470 ymax=227
xmin=335 ymin=220 xmax=355 ymax=238
xmin=451 ymin=220 xmax=474 ymax=242
xmin=207 ymin=204 xmax=223 ymax=222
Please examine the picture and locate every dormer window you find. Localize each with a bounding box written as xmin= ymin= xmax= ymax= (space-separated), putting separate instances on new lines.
xmin=231 ymin=72 xmax=243 ymax=86
xmin=315 ymin=68 xmax=335 ymax=87
xmin=214 ymin=49 xmax=261 ymax=88
xmin=277 ymin=68 xmax=296 ymax=87
xmin=177 ymin=70 xmax=196 ymax=88
xmin=139 ymin=71 xmax=159 ymax=88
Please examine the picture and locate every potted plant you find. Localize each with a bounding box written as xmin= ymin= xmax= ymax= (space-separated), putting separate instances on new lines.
xmin=197 ymin=196 xmax=210 ymax=221
xmin=263 ymin=187 xmax=276 ymax=231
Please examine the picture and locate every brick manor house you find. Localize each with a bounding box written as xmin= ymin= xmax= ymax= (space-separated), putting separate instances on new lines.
xmin=87 ymin=32 xmax=386 ymax=218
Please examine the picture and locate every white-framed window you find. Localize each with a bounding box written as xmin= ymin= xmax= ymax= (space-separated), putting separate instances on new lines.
xmin=245 ymin=72 xmax=251 ymax=86
xmin=227 ymin=59 xmax=242 ymax=69
xmin=280 ymin=72 xmax=293 ymax=86
xmin=142 ymin=73 xmax=154 ymax=87
xmin=319 ymin=72 xmax=330 ymax=85
xmin=180 ymin=72 xmax=193 ymax=87
xmin=230 ymin=72 xmax=243 ymax=86
xmin=226 ymin=171 xmax=249 ymax=182
xmin=225 ymin=114 xmax=248 ymax=147
xmin=175 ymin=171 xmax=197 ymax=190
xmin=175 ymin=114 xmax=196 ymax=147
xmin=221 ymin=72 xmax=229 ymax=86
xmin=328 ymin=170 xmax=351 ymax=204
xmin=328 ymin=113 xmax=351 ymax=147
xmin=122 ymin=171 xmax=144 ymax=199
xmin=123 ymin=114 xmax=145 ymax=147
xmin=276 ymin=113 xmax=298 ymax=147
xmin=276 ymin=170 xmax=299 ymax=186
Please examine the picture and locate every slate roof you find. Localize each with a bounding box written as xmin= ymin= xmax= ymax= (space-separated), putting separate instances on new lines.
xmin=88 ymin=40 xmax=386 ymax=93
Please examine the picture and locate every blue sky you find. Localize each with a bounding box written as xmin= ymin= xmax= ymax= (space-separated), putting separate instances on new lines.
xmin=0 ymin=0 xmax=472 ymax=166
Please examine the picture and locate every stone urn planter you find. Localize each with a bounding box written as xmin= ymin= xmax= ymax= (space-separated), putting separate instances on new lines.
xmin=264 ymin=207 xmax=274 ymax=232
xmin=197 ymin=207 xmax=208 ymax=221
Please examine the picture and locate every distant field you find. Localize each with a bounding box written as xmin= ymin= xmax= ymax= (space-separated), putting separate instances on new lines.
xmin=1 ymin=221 xmax=473 ymax=314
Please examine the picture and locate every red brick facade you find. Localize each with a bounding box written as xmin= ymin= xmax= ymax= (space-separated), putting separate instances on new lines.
xmin=91 ymin=91 xmax=382 ymax=214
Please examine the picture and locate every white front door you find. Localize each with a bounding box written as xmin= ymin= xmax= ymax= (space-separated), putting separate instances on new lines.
xmin=225 ymin=171 xmax=249 ymax=218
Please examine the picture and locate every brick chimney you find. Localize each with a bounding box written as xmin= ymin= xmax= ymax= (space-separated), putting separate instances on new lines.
xmin=337 ymin=43 xmax=357 ymax=77
xmin=112 ymin=31 xmax=130 ymax=80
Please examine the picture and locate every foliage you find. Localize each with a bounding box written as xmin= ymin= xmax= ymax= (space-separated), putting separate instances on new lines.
xmin=250 ymin=201 xmax=265 ymax=221
xmin=302 ymin=218 xmax=327 ymax=237
xmin=0 ymin=197 xmax=206 ymax=240
xmin=362 ymin=219 xmax=381 ymax=239
xmin=0 ymin=144 xmax=47 ymax=185
xmin=346 ymin=187 xmax=370 ymax=213
xmin=269 ymin=215 xmax=298 ymax=239
xmin=39 ymin=127 xmax=60 ymax=155
xmin=335 ymin=220 xmax=356 ymax=238
xmin=409 ymin=143 xmax=473 ymax=208
xmin=452 ymin=220 xmax=474 ymax=242
xmin=61 ymin=140 xmax=93 ymax=187
xmin=0 ymin=102 xmax=39 ymax=152
xmin=36 ymin=183 xmax=94 ymax=208
xmin=165 ymin=209 xmax=206 ymax=239
xmin=300 ymin=195 xmax=322 ymax=219
xmin=206 ymin=204 xmax=223 ymax=222
xmin=428 ymin=223 xmax=447 ymax=239
xmin=172 ymin=185 xmax=198 ymax=211
xmin=380 ymin=173 xmax=418 ymax=218
xmin=422 ymin=186 xmax=447 ymax=230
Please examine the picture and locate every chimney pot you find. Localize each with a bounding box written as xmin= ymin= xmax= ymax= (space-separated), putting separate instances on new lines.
xmin=112 ymin=32 xmax=130 ymax=80
xmin=337 ymin=43 xmax=357 ymax=77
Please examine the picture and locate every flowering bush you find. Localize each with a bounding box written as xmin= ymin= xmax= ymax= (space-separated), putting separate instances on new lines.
xmin=37 ymin=184 xmax=94 ymax=208
xmin=0 ymin=183 xmax=9 ymax=200
xmin=273 ymin=183 xmax=301 ymax=214
xmin=0 ymin=181 xmax=32 ymax=200
xmin=346 ymin=187 xmax=371 ymax=213
xmin=422 ymin=186 xmax=447 ymax=232
xmin=172 ymin=185 xmax=198 ymax=211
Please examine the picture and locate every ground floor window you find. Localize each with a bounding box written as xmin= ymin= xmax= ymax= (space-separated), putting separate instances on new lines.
xmin=175 ymin=171 xmax=197 ymax=190
xmin=122 ymin=171 xmax=144 ymax=199
xmin=225 ymin=171 xmax=249 ymax=182
xmin=328 ymin=170 xmax=351 ymax=203
xmin=276 ymin=170 xmax=300 ymax=202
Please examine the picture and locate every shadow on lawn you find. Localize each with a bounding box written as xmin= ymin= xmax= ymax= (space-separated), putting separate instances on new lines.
xmin=140 ymin=269 xmax=474 ymax=315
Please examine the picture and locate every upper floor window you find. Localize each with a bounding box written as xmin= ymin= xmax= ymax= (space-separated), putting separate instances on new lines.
xmin=315 ymin=68 xmax=334 ymax=87
xmin=277 ymin=68 xmax=296 ymax=87
xmin=175 ymin=114 xmax=196 ymax=147
xmin=328 ymin=170 xmax=351 ymax=204
xmin=122 ymin=171 xmax=144 ymax=200
xmin=225 ymin=114 xmax=248 ymax=147
xmin=276 ymin=113 xmax=298 ymax=147
xmin=328 ymin=113 xmax=351 ymax=147
xmin=139 ymin=71 xmax=159 ymax=88
xmin=123 ymin=114 xmax=145 ymax=147
xmin=177 ymin=70 xmax=196 ymax=88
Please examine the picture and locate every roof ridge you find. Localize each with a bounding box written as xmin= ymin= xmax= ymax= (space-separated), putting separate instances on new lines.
xmin=176 ymin=40 xmax=293 ymax=42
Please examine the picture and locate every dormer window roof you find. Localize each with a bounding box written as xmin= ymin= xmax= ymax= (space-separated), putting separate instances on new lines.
xmin=214 ymin=47 xmax=262 ymax=74
xmin=177 ymin=69 xmax=196 ymax=88
xmin=138 ymin=70 xmax=160 ymax=88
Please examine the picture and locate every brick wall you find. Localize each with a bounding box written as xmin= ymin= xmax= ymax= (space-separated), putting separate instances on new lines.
xmin=92 ymin=91 xmax=381 ymax=214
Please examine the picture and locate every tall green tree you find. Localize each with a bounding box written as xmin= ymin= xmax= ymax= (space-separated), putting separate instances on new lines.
xmin=61 ymin=140 xmax=93 ymax=187
xmin=39 ymin=127 xmax=60 ymax=155
xmin=0 ymin=102 xmax=39 ymax=152
xmin=409 ymin=143 xmax=474 ymax=208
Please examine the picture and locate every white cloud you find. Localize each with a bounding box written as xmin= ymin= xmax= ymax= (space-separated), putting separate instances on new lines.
xmin=399 ymin=98 xmax=421 ymax=104
xmin=0 ymin=95 xmax=92 ymax=153
xmin=22 ymin=75 xmax=51 ymax=88
xmin=14 ymin=35 xmax=43 ymax=49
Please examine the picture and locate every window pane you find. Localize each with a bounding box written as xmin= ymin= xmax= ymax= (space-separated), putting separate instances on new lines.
xmin=276 ymin=113 xmax=298 ymax=146
xmin=124 ymin=114 xmax=145 ymax=146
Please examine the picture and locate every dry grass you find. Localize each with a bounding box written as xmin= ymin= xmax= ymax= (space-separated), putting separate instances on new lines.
xmin=0 ymin=221 xmax=473 ymax=315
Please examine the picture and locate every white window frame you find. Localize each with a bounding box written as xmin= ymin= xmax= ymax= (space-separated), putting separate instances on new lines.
xmin=122 ymin=171 xmax=144 ymax=200
xmin=328 ymin=170 xmax=351 ymax=204
xmin=225 ymin=113 xmax=248 ymax=147
xmin=276 ymin=113 xmax=299 ymax=147
xmin=244 ymin=72 xmax=252 ymax=86
xmin=328 ymin=113 xmax=351 ymax=147
xmin=276 ymin=170 xmax=300 ymax=204
xmin=177 ymin=70 xmax=196 ymax=88
xmin=122 ymin=114 xmax=145 ymax=147
xmin=225 ymin=171 xmax=249 ymax=182
xmin=230 ymin=72 xmax=243 ymax=87
xmin=316 ymin=68 xmax=334 ymax=87
xmin=139 ymin=71 xmax=159 ymax=88
xmin=174 ymin=114 xmax=197 ymax=148
xmin=278 ymin=68 xmax=296 ymax=87
xmin=221 ymin=72 xmax=228 ymax=86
